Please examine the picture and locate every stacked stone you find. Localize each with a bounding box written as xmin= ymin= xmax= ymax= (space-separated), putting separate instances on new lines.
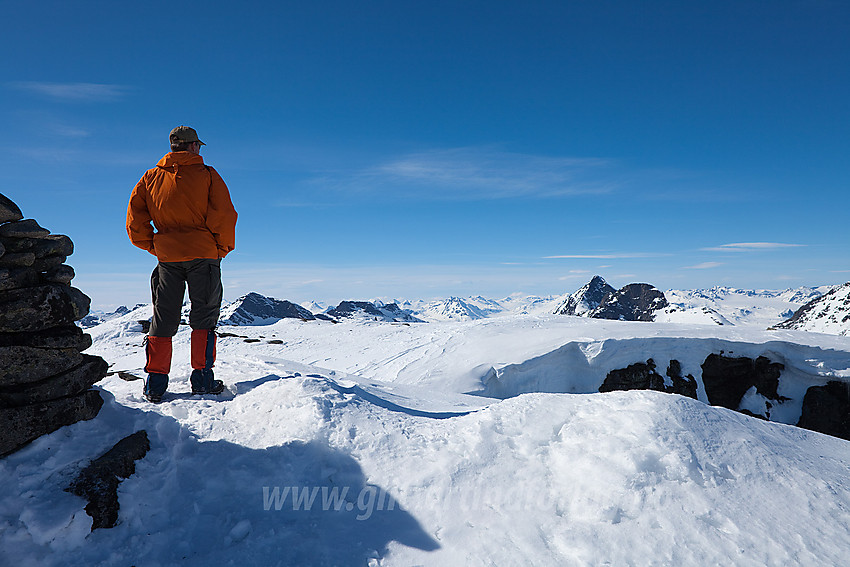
xmin=0 ymin=193 xmax=106 ymax=456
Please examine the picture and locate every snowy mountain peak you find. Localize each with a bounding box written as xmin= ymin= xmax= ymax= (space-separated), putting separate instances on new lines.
xmin=415 ymin=297 xmax=488 ymax=321
xmin=326 ymin=300 xmax=424 ymax=323
xmin=554 ymin=275 xmax=615 ymax=316
xmin=219 ymin=292 xmax=316 ymax=325
xmin=773 ymin=282 xmax=850 ymax=336
xmin=554 ymin=277 xmax=668 ymax=321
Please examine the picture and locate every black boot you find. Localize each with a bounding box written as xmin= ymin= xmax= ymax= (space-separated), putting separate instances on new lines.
xmin=191 ymin=368 xmax=225 ymax=395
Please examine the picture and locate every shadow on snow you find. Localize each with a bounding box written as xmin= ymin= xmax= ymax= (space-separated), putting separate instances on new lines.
xmin=5 ymin=385 xmax=440 ymax=567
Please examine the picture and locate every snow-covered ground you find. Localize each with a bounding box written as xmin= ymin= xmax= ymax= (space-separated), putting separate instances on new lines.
xmin=3 ymin=304 xmax=850 ymax=566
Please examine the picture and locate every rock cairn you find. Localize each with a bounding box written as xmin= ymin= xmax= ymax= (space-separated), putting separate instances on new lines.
xmin=0 ymin=193 xmax=106 ymax=456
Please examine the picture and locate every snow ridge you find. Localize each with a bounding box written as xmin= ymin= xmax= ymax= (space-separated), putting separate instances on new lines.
xmin=774 ymin=282 xmax=850 ymax=336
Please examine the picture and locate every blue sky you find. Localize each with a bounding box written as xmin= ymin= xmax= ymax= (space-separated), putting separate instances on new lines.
xmin=2 ymin=1 xmax=848 ymax=310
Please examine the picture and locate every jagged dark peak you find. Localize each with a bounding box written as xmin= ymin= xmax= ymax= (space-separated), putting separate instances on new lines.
xmin=554 ymin=275 xmax=616 ymax=316
xmin=589 ymin=283 xmax=669 ymax=322
xmin=220 ymin=292 xmax=315 ymax=325
xmin=328 ymin=300 xmax=384 ymax=318
xmin=326 ymin=300 xmax=424 ymax=323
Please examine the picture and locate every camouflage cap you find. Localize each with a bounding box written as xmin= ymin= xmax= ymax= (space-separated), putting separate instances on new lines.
xmin=169 ymin=125 xmax=205 ymax=146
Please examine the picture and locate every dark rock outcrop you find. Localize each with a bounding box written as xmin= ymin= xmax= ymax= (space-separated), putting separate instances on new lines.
xmin=701 ymin=354 xmax=785 ymax=411
xmin=327 ymin=301 xmax=424 ymax=323
xmin=0 ymin=355 xmax=108 ymax=407
xmin=590 ymin=283 xmax=669 ymax=322
xmin=220 ymin=292 xmax=316 ymax=325
xmin=0 ymin=194 xmax=23 ymax=224
xmin=556 ymin=277 xmax=669 ymax=322
xmin=0 ymin=324 xmax=92 ymax=350
xmin=0 ymin=284 xmax=90 ymax=333
xmin=797 ymin=381 xmax=850 ymax=441
xmin=666 ymin=359 xmax=699 ymax=399
xmin=599 ymin=358 xmax=697 ymax=399
xmin=0 ymin=390 xmax=103 ymax=456
xmin=0 ymin=193 xmax=106 ymax=457
xmin=600 ymin=359 xmax=667 ymax=393
xmin=327 ymin=300 xmax=387 ymax=319
xmin=0 ymin=266 xmax=41 ymax=290
xmin=67 ymin=430 xmax=150 ymax=529
xmin=0 ymin=218 xmax=50 ymax=238
xmin=598 ymin=349 xmax=848 ymax=441
xmin=0 ymin=345 xmax=85 ymax=386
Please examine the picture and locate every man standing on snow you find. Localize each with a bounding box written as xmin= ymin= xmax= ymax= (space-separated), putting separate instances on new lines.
xmin=127 ymin=126 xmax=238 ymax=403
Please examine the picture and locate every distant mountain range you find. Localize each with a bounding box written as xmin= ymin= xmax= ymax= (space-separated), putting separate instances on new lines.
xmin=664 ymin=285 xmax=831 ymax=328
xmin=81 ymin=277 xmax=848 ymax=335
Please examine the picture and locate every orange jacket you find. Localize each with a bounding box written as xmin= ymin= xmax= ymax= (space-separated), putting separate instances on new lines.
xmin=127 ymin=152 xmax=237 ymax=262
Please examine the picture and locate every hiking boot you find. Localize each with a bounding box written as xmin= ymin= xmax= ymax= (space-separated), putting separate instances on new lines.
xmin=191 ymin=379 xmax=225 ymax=395
xmin=191 ymin=368 xmax=226 ymax=395
xmin=144 ymin=391 xmax=163 ymax=404
xmin=144 ymin=371 xmax=169 ymax=404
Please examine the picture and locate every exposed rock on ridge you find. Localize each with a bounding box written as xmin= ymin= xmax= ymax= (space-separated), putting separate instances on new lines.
xmin=599 ymin=352 xmax=850 ymax=441
xmin=700 ymin=354 xmax=786 ymax=411
xmin=797 ymin=381 xmax=850 ymax=440
xmin=220 ymin=292 xmax=316 ymax=325
xmin=555 ymin=277 xmax=669 ymax=321
xmin=590 ymin=283 xmax=669 ymax=322
xmin=327 ymin=300 xmax=424 ymax=323
xmin=599 ymin=358 xmax=698 ymax=399
xmin=772 ymin=282 xmax=850 ymax=336
xmin=0 ymin=193 xmax=106 ymax=456
xmin=67 ymin=430 xmax=150 ymax=530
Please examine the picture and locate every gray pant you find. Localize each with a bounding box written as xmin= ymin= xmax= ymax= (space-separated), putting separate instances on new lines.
xmin=149 ymin=259 xmax=223 ymax=337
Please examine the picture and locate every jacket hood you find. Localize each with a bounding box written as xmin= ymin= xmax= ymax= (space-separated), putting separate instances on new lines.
xmin=157 ymin=152 xmax=205 ymax=168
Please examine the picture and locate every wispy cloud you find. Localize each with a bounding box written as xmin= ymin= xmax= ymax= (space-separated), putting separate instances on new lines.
xmin=701 ymin=242 xmax=806 ymax=252
xmin=50 ymin=123 xmax=90 ymax=138
xmin=7 ymin=81 xmax=129 ymax=102
xmin=5 ymin=146 xmax=151 ymax=167
xmin=557 ymin=272 xmax=596 ymax=281
xmin=544 ymin=252 xmax=670 ymax=259
xmin=310 ymin=147 xmax=622 ymax=201
xmin=683 ymin=262 xmax=724 ymax=270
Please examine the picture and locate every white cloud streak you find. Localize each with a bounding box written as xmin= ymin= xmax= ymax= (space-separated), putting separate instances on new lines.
xmin=8 ymin=81 xmax=129 ymax=102
xmin=311 ymin=147 xmax=622 ymax=201
xmin=701 ymin=242 xmax=806 ymax=252
xmin=544 ymin=252 xmax=670 ymax=259
xmin=682 ymin=262 xmax=724 ymax=270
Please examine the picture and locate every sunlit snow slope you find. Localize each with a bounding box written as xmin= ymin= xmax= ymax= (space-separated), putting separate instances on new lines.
xmin=3 ymin=309 xmax=850 ymax=566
